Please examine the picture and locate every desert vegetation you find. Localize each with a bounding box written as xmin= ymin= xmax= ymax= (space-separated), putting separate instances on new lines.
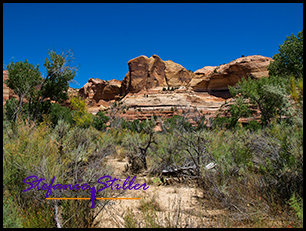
xmin=3 ymin=31 xmax=303 ymax=228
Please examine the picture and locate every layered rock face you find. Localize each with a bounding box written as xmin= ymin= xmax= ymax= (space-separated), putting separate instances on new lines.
xmin=190 ymin=55 xmax=273 ymax=91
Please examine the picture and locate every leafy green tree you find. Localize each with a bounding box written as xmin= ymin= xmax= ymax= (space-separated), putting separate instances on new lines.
xmin=5 ymin=49 xmax=78 ymax=124
xmin=32 ymin=49 xmax=78 ymax=122
xmin=229 ymin=76 xmax=292 ymax=126
xmin=268 ymin=30 xmax=303 ymax=79
xmin=5 ymin=60 xmax=42 ymax=123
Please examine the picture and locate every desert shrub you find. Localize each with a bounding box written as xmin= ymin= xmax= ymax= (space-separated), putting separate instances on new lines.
xmin=122 ymin=118 xmax=157 ymax=174
xmin=49 ymin=103 xmax=74 ymax=126
xmin=148 ymin=132 xmax=183 ymax=174
xmin=190 ymin=129 xmax=267 ymax=220
xmin=163 ymin=115 xmax=193 ymax=133
xmin=252 ymin=122 xmax=303 ymax=203
xmin=93 ymin=111 xmax=109 ymax=131
xmin=244 ymin=120 xmax=261 ymax=131
xmin=196 ymin=121 xmax=302 ymax=219
xmin=70 ymin=95 xmax=93 ymax=128
xmin=3 ymin=117 xmax=113 ymax=228
xmin=3 ymin=118 xmax=59 ymax=227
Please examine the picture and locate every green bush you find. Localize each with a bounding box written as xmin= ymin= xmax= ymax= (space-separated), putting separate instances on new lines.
xmin=229 ymin=75 xmax=292 ymax=127
xmin=211 ymin=116 xmax=229 ymax=129
xmin=289 ymin=193 xmax=303 ymax=221
xmin=163 ymin=115 xmax=193 ymax=132
xmin=70 ymin=95 xmax=93 ymax=128
xmin=49 ymin=103 xmax=74 ymax=126
xmin=244 ymin=120 xmax=261 ymax=131
xmin=120 ymin=118 xmax=155 ymax=133
xmin=93 ymin=111 xmax=109 ymax=131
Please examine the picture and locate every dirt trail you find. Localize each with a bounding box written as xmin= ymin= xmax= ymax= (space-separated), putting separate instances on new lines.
xmin=94 ymin=155 xmax=225 ymax=228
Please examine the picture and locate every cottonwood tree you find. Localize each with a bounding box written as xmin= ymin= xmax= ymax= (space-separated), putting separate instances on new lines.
xmin=5 ymin=60 xmax=42 ymax=123
xmin=32 ymin=49 xmax=79 ymax=123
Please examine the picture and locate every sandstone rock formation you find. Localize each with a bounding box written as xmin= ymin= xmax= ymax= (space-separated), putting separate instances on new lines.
xmin=121 ymin=55 xmax=165 ymax=94
xmin=190 ymin=55 xmax=273 ymax=91
xmin=4 ymin=54 xmax=272 ymax=125
xmin=78 ymin=78 xmax=122 ymax=107
xmin=164 ymin=60 xmax=193 ymax=87
xmin=121 ymin=55 xmax=194 ymax=94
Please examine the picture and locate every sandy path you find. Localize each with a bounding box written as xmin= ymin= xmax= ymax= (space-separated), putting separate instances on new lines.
xmin=93 ymin=155 xmax=225 ymax=228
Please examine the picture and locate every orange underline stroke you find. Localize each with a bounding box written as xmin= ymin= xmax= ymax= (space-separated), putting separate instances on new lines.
xmin=46 ymin=198 xmax=140 ymax=200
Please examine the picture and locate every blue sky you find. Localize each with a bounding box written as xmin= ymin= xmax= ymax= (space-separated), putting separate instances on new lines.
xmin=3 ymin=3 xmax=303 ymax=89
